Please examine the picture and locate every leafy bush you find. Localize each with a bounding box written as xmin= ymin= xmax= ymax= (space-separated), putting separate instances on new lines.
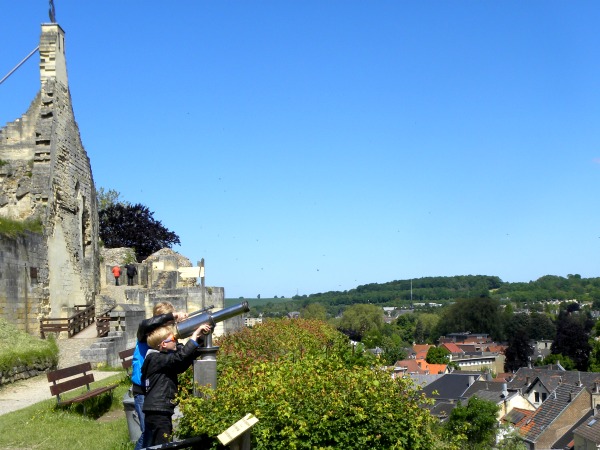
xmin=176 ymin=319 xmax=452 ymax=449
xmin=0 ymin=318 xmax=58 ymax=374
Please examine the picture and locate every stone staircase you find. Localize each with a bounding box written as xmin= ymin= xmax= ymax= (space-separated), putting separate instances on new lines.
xmin=59 ymin=283 xmax=134 ymax=369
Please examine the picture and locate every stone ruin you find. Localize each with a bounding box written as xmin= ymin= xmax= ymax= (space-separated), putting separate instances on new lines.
xmin=0 ymin=19 xmax=234 ymax=364
xmin=0 ymin=23 xmax=99 ymax=334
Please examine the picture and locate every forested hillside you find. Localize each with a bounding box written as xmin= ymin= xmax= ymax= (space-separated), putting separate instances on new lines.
xmin=244 ymin=274 xmax=600 ymax=317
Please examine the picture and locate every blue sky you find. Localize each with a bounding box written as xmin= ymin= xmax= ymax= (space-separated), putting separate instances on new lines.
xmin=2 ymin=1 xmax=599 ymax=299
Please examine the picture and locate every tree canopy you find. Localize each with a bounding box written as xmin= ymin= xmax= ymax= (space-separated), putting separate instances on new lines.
xmin=445 ymin=396 xmax=500 ymax=449
xmin=552 ymin=309 xmax=593 ymax=371
xmin=98 ymin=203 xmax=180 ymax=261
xmin=504 ymin=314 xmax=534 ymax=372
xmin=335 ymin=303 xmax=384 ymax=341
xmin=435 ymin=297 xmax=504 ymax=340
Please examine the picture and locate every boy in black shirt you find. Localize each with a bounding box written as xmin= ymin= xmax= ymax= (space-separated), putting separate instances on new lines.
xmin=141 ymin=322 xmax=212 ymax=447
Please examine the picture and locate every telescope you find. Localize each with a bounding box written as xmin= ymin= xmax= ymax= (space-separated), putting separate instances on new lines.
xmin=175 ymin=301 xmax=250 ymax=339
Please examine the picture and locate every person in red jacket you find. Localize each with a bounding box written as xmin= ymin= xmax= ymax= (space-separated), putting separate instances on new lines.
xmin=112 ymin=265 xmax=121 ymax=286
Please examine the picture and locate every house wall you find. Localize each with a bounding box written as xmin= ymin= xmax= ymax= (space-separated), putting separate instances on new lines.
xmin=573 ymin=434 xmax=597 ymax=450
xmin=536 ymin=390 xmax=591 ymax=450
xmin=453 ymin=354 xmax=505 ymax=374
xmin=526 ymin=381 xmax=551 ymax=408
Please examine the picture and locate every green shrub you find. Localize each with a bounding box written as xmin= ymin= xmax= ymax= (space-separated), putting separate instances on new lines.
xmin=176 ymin=319 xmax=452 ymax=449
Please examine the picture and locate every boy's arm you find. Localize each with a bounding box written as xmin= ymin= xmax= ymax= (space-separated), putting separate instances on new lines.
xmin=162 ymin=340 xmax=200 ymax=374
xmin=136 ymin=313 xmax=175 ymax=342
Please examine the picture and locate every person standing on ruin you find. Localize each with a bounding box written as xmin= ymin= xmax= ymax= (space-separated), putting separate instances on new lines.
xmin=112 ymin=265 xmax=121 ymax=286
xmin=125 ymin=263 xmax=138 ymax=286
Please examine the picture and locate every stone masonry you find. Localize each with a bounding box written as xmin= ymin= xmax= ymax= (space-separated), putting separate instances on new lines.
xmin=0 ymin=23 xmax=99 ymax=334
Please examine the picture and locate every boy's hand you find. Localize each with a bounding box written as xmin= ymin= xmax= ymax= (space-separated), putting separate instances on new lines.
xmin=191 ymin=323 xmax=212 ymax=340
xmin=173 ymin=312 xmax=188 ymax=322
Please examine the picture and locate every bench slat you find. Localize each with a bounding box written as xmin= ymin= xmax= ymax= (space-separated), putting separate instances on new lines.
xmin=47 ymin=361 xmax=117 ymax=415
xmin=119 ymin=348 xmax=135 ymax=372
xmin=59 ymin=384 xmax=118 ymax=406
xmin=49 ymin=373 xmax=94 ymax=397
xmin=47 ymin=362 xmax=93 ymax=382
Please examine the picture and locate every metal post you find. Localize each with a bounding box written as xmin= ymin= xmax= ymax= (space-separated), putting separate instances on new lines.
xmin=0 ymin=46 xmax=39 ymax=85
xmin=193 ymin=332 xmax=219 ymax=396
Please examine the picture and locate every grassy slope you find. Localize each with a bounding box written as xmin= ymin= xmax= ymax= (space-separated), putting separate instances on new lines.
xmin=0 ymin=376 xmax=133 ymax=450
xmin=0 ymin=319 xmax=133 ymax=449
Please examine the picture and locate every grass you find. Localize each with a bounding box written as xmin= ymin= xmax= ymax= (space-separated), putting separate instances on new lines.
xmin=0 ymin=375 xmax=134 ymax=450
xmin=0 ymin=216 xmax=43 ymax=238
xmin=0 ymin=319 xmax=134 ymax=449
xmin=0 ymin=318 xmax=58 ymax=374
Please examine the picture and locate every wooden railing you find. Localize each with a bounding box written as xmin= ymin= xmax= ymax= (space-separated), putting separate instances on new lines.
xmin=95 ymin=306 xmax=116 ymax=337
xmin=40 ymin=303 xmax=96 ymax=339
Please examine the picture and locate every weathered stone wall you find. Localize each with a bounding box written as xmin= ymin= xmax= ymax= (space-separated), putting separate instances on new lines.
xmin=122 ymin=286 xmax=239 ymax=337
xmin=0 ymin=360 xmax=55 ymax=385
xmin=0 ymin=23 xmax=100 ymax=332
xmin=0 ymin=232 xmax=46 ymax=334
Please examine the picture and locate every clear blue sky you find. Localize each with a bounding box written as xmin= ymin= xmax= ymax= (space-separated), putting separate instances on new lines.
xmin=2 ymin=1 xmax=599 ymax=299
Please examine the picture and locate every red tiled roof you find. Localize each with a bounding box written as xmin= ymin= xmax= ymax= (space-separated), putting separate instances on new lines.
xmin=395 ymin=359 xmax=447 ymax=375
xmin=441 ymin=342 xmax=463 ymax=354
xmin=413 ymin=344 xmax=433 ymax=354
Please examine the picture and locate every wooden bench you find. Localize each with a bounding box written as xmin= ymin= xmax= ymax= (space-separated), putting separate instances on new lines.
xmin=119 ymin=347 xmax=135 ymax=375
xmin=47 ymin=362 xmax=118 ymax=415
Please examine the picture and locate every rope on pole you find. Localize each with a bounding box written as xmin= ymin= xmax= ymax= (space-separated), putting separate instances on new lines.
xmin=0 ymin=46 xmax=39 ymax=86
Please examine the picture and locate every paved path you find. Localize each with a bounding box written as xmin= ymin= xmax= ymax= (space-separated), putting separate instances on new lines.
xmin=0 ymin=369 xmax=121 ymax=416
xmin=0 ymin=324 xmax=121 ymax=416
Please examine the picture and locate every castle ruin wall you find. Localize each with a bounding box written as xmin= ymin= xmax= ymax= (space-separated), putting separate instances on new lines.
xmin=0 ymin=231 xmax=46 ymax=333
xmin=0 ymin=23 xmax=100 ymax=333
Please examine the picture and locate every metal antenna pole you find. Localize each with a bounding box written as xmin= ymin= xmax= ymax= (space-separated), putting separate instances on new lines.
xmin=0 ymin=46 xmax=39 ymax=86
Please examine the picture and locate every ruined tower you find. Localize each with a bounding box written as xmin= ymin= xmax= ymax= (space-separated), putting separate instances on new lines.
xmin=0 ymin=22 xmax=100 ymax=333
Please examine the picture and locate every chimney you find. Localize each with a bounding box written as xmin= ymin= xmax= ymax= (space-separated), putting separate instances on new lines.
xmin=39 ymin=23 xmax=69 ymax=87
xmin=501 ymin=383 xmax=508 ymax=398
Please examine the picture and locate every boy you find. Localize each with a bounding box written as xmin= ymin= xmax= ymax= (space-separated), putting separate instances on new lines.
xmin=141 ymin=322 xmax=212 ymax=447
xmin=131 ymin=302 xmax=188 ymax=450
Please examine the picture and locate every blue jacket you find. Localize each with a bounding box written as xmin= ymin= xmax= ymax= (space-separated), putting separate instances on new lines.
xmin=131 ymin=312 xmax=175 ymax=392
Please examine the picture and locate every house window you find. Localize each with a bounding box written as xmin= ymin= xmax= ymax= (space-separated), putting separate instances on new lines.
xmin=535 ymin=392 xmax=540 ymax=403
xmin=542 ymin=393 xmax=547 ymax=402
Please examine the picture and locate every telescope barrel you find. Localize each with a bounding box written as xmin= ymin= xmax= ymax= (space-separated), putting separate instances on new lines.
xmin=175 ymin=301 xmax=250 ymax=339
xmin=187 ymin=305 xmax=215 ymax=319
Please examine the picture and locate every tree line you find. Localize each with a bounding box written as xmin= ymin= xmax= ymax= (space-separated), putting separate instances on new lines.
xmin=266 ymin=295 xmax=599 ymax=374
